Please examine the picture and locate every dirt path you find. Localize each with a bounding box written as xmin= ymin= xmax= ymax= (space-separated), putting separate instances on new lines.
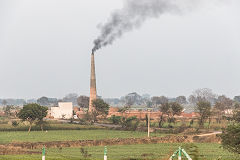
xmin=196 ymin=131 xmax=222 ymax=137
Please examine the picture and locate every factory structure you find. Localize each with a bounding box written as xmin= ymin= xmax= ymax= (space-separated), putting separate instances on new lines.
xmin=50 ymin=102 xmax=73 ymax=119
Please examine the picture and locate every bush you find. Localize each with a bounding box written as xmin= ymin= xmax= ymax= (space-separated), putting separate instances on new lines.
xmin=11 ymin=120 xmax=19 ymax=127
xmin=221 ymin=124 xmax=240 ymax=154
xmin=109 ymin=115 xmax=121 ymax=124
xmin=121 ymin=116 xmax=140 ymax=131
xmin=80 ymin=147 xmax=91 ymax=159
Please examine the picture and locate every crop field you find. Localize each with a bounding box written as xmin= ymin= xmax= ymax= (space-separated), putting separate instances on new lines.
xmin=0 ymin=143 xmax=238 ymax=160
xmin=0 ymin=130 xmax=168 ymax=144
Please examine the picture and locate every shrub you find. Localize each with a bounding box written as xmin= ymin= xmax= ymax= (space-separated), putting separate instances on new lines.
xmin=80 ymin=147 xmax=91 ymax=159
xmin=109 ymin=115 xmax=121 ymax=124
xmin=11 ymin=120 xmax=19 ymax=127
xmin=221 ymin=124 xmax=240 ymax=154
xmin=121 ymin=116 xmax=140 ymax=131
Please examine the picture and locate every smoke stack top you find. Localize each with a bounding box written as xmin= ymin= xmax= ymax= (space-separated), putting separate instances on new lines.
xmin=92 ymin=0 xmax=222 ymax=52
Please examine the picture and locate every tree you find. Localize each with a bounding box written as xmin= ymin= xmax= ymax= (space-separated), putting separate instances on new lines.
xmin=77 ymin=96 xmax=89 ymax=108
xmin=2 ymin=100 xmax=7 ymax=106
xmin=17 ymin=103 xmax=48 ymax=133
xmin=214 ymin=95 xmax=233 ymax=123
xmin=37 ymin=97 xmax=49 ymax=106
xmin=195 ymin=101 xmax=211 ymax=127
xmin=151 ymin=96 xmax=168 ymax=108
xmin=63 ymin=93 xmax=78 ymax=105
xmin=234 ymin=103 xmax=240 ymax=110
xmin=176 ymin=96 xmax=187 ymax=104
xmin=234 ymin=96 xmax=240 ymax=103
xmin=188 ymin=95 xmax=197 ymax=104
xmin=232 ymin=110 xmax=240 ymax=123
xmin=189 ymin=88 xmax=217 ymax=104
xmin=221 ymin=124 xmax=240 ymax=154
xmin=146 ymin=100 xmax=153 ymax=108
xmin=159 ymin=102 xmax=183 ymax=126
xmin=124 ymin=92 xmax=142 ymax=106
xmin=3 ymin=105 xmax=15 ymax=116
xmin=91 ymin=99 xmax=109 ymax=122
xmin=169 ymin=102 xmax=183 ymax=117
xmin=158 ymin=103 xmax=170 ymax=128
xmin=217 ymin=95 xmax=233 ymax=108
xmin=151 ymin=96 xmax=161 ymax=108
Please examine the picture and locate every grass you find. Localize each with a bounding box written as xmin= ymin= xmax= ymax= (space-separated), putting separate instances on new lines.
xmin=0 ymin=130 xmax=167 ymax=144
xmin=0 ymin=121 xmax=105 ymax=132
xmin=0 ymin=143 xmax=238 ymax=160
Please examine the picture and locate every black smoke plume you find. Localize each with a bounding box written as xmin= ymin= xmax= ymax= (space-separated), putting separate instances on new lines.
xmin=92 ymin=0 xmax=184 ymax=52
xmin=92 ymin=0 xmax=222 ymax=52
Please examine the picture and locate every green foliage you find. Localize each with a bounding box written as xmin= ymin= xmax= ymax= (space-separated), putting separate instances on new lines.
xmin=189 ymin=119 xmax=194 ymax=127
xmin=232 ymin=110 xmax=240 ymax=123
xmin=109 ymin=115 xmax=121 ymax=124
xmin=121 ymin=116 xmax=140 ymax=131
xmin=118 ymin=106 xmax=131 ymax=113
xmin=3 ymin=105 xmax=14 ymax=116
xmin=17 ymin=103 xmax=48 ymax=132
xmin=170 ymin=102 xmax=184 ymax=116
xmin=221 ymin=124 xmax=240 ymax=154
xmin=196 ymin=101 xmax=211 ymax=126
xmin=159 ymin=102 xmax=183 ymax=127
xmin=11 ymin=120 xmax=19 ymax=127
xmin=92 ymin=99 xmax=109 ymax=115
xmin=77 ymin=96 xmax=89 ymax=108
xmin=91 ymin=99 xmax=109 ymax=122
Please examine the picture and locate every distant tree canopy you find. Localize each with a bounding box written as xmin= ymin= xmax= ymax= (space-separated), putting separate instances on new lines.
xmin=37 ymin=97 xmax=58 ymax=106
xmin=124 ymin=92 xmax=142 ymax=106
xmin=176 ymin=96 xmax=187 ymax=104
xmin=152 ymin=96 xmax=168 ymax=108
xmin=2 ymin=99 xmax=7 ymax=106
xmin=234 ymin=96 xmax=240 ymax=103
xmin=3 ymin=105 xmax=14 ymax=116
xmin=0 ymin=99 xmax=26 ymax=106
xmin=17 ymin=103 xmax=48 ymax=133
xmin=77 ymin=96 xmax=89 ymax=108
xmin=188 ymin=88 xmax=217 ymax=104
xmin=215 ymin=95 xmax=233 ymax=111
xmin=37 ymin=97 xmax=49 ymax=106
xmin=63 ymin=93 xmax=78 ymax=105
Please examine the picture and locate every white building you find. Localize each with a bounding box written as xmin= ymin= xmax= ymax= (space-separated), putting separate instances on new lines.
xmin=51 ymin=102 xmax=73 ymax=119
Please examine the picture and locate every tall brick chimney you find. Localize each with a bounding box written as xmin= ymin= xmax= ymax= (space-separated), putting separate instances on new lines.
xmin=89 ymin=52 xmax=97 ymax=112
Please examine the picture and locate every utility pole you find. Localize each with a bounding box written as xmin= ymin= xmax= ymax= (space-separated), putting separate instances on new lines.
xmin=148 ymin=109 xmax=150 ymax=138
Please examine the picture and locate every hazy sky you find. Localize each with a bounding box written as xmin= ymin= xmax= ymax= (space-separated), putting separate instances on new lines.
xmin=0 ymin=0 xmax=239 ymax=99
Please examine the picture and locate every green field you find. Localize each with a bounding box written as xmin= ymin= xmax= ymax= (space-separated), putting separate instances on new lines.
xmin=0 ymin=130 xmax=167 ymax=144
xmin=0 ymin=143 xmax=238 ymax=160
